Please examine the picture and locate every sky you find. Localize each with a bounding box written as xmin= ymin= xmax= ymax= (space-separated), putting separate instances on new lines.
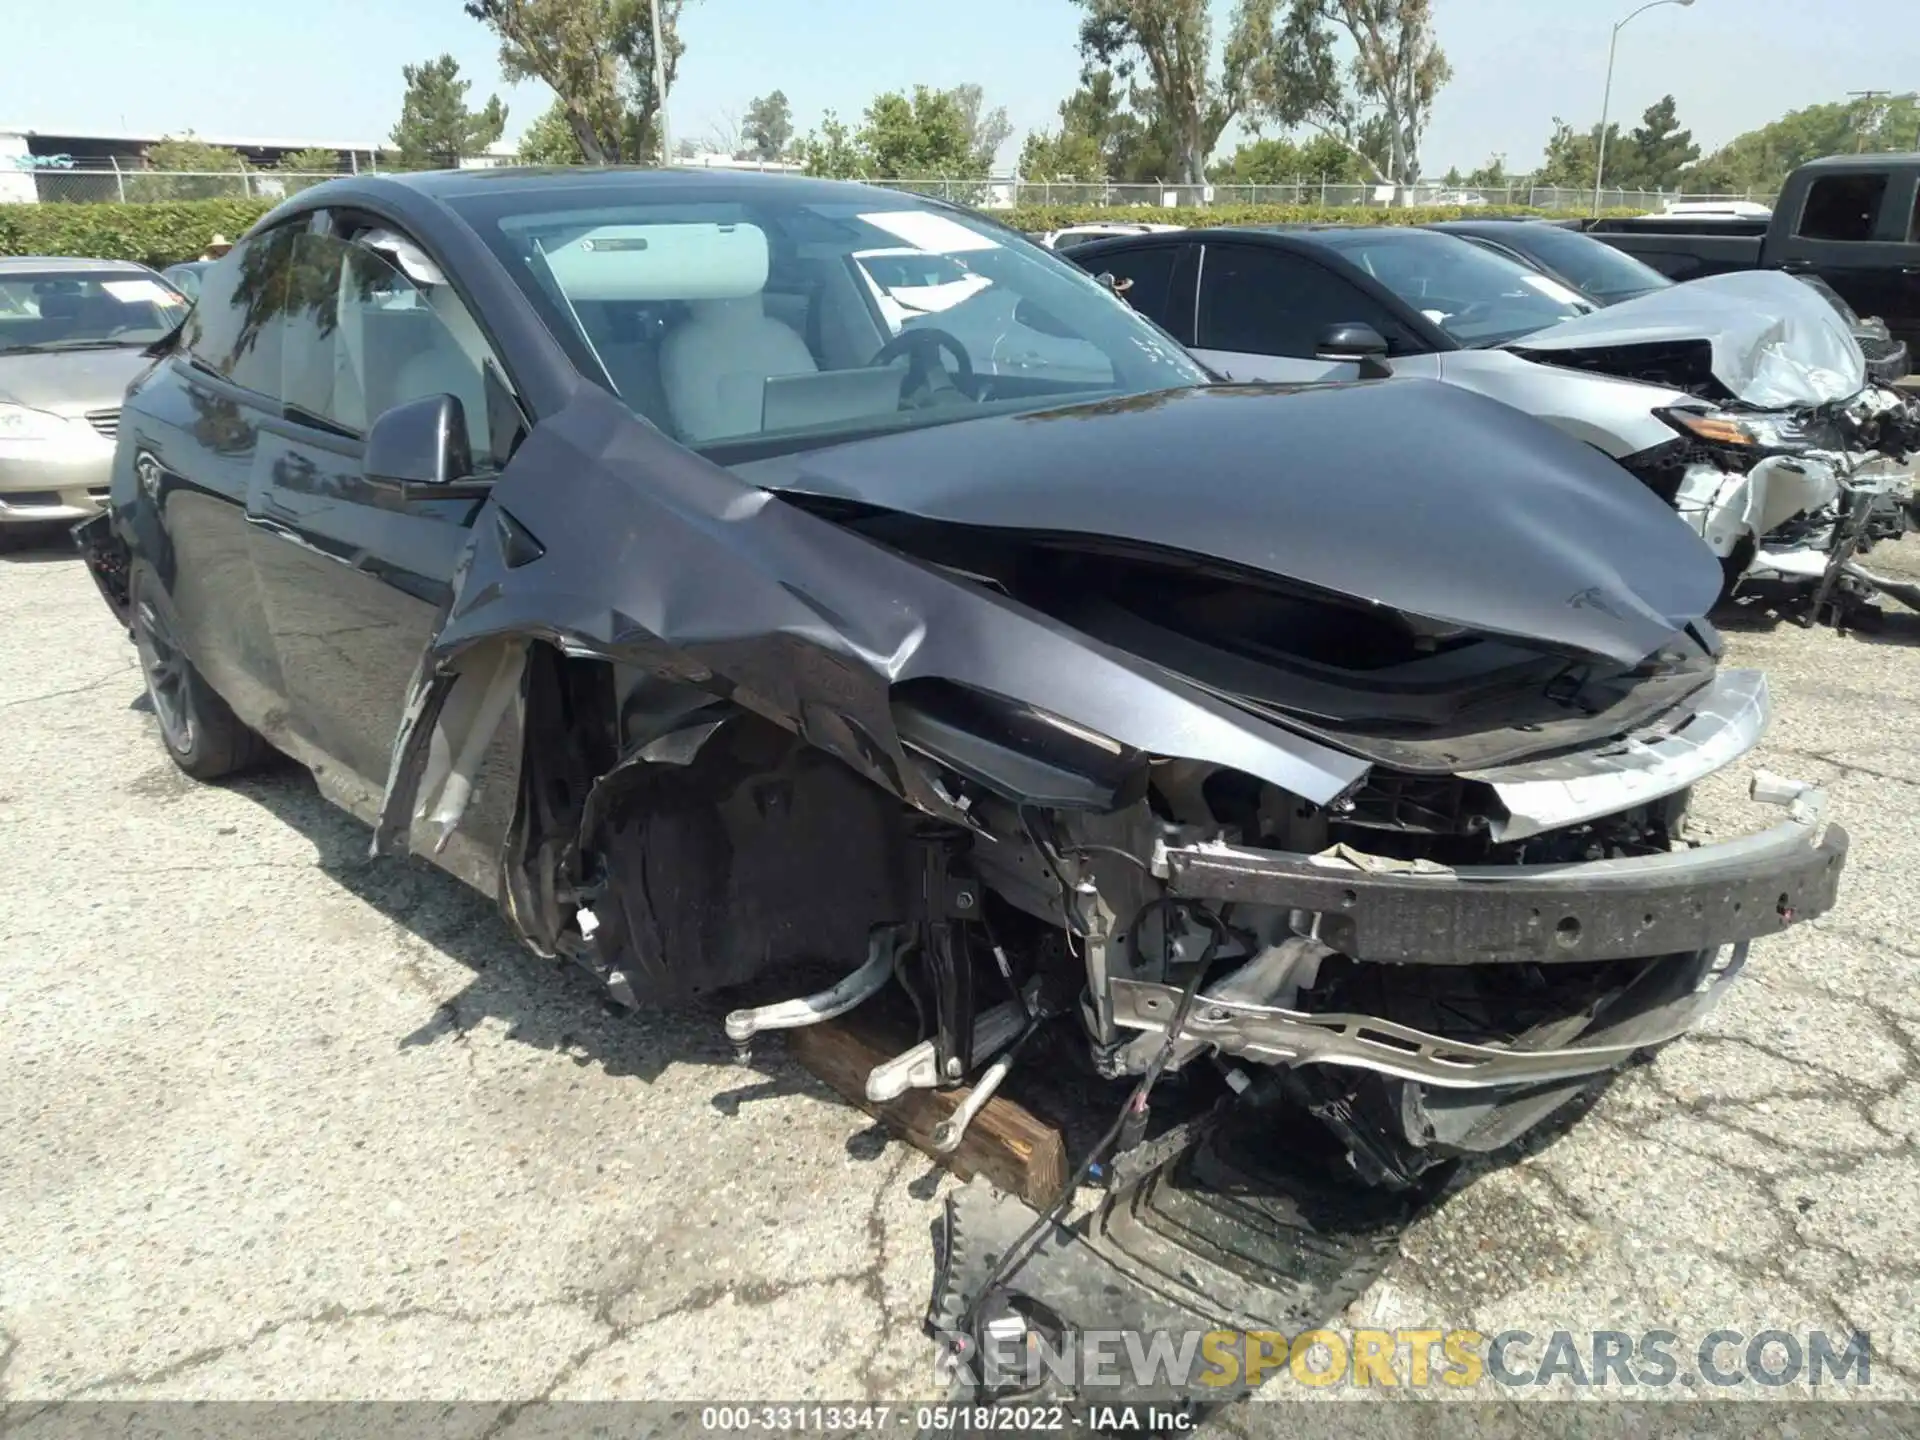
xmin=2 ymin=0 xmax=1917 ymax=174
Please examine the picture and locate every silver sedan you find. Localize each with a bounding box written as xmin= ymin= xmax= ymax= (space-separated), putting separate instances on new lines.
xmin=0 ymin=256 xmax=187 ymax=541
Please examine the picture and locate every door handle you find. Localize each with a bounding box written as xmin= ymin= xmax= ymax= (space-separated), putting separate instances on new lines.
xmin=1779 ymin=260 xmax=1813 ymax=273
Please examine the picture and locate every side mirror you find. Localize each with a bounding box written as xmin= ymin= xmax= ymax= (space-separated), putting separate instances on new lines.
xmin=1316 ymin=322 xmax=1393 ymax=380
xmin=365 ymin=393 xmax=485 ymax=499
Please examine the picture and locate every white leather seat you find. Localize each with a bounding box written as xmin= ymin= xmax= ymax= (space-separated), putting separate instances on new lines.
xmin=659 ymin=295 xmax=818 ymax=443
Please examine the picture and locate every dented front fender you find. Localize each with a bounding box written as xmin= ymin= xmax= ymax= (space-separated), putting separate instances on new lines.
xmin=374 ymin=387 xmax=1375 ymax=872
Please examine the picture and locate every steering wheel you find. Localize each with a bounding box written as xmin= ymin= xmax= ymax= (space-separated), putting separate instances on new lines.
xmin=868 ymin=327 xmax=975 ymax=398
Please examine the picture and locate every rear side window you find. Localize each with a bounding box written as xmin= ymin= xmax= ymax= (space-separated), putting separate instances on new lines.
xmin=1498 ymin=225 xmax=1671 ymax=302
xmin=183 ymin=230 xmax=292 ymax=398
xmin=1085 ymin=244 xmax=1184 ymax=336
xmin=1798 ymin=174 xmax=1888 ymax=243
xmin=1197 ymin=243 xmax=1400 ymax=358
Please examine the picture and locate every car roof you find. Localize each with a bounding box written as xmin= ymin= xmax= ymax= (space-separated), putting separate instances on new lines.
xmin=336 ymin=165 xmax=922 ymax=209
xmin=1059 ymin=224 xmax=1353 ymax=259
xmin=1425 ymin=218 xmax=1577 ymax=235
xmin=1796 ymin=151 xmax=1920 ymax=174
xmin=0 ymin=255 xmax=155 ymax=275
xmin=1067 ymin=223 xmax=1515 ymax=264
xmin=1235 ymin=225 xmax=1479 ymax=252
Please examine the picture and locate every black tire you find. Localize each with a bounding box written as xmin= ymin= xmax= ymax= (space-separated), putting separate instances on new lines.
xmin=128 ymin=565 xmax=273 ymax=780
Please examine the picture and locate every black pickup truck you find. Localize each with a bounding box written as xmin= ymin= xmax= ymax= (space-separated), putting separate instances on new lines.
xmin=1585 ymin=153 xmax=1920 ymax=363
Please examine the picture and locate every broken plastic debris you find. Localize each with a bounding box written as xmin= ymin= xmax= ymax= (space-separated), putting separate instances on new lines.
xmin=1751 ymin=771 xmax=1813 ymax=807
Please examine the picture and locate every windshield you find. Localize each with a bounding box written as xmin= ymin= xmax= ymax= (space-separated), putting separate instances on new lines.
xmin=0 ymin=270 xmax=186 ymax=353
xmin=462 ymin=189 xmax=1205 ymax=453
xmin=1493 ymin=225 xmax=1672 ymax=303
xmin=1314 ymin=230 xmax=1594 ymax=346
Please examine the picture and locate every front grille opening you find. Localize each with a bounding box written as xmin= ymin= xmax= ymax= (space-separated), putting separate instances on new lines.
xmin=84 ymin=409 xmax=120 ymax=440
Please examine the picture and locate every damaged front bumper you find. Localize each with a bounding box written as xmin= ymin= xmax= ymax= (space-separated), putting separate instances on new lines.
xmin=1747 ymin=462 xmax=1920 ymax=622
xmin=71 ymin=510 xmax=132 ymax=631
xmin=1672 ymin=443 xmax=1920 ymax=620
xmin=1665 ymin=378 xmax=1916 ymax=535
xmin=1110 ymin=773 xmax=1844 ymax=1090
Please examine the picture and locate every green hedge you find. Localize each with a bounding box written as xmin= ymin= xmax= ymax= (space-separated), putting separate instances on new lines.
xmin=0 ymin=196 xmax=1650 ymax=269
xmin=0 ymin=198 xmax=276 ymax=268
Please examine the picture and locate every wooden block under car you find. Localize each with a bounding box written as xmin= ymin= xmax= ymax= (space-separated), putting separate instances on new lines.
xmin=785 ymin=1009 xmax=1068 ymax=1209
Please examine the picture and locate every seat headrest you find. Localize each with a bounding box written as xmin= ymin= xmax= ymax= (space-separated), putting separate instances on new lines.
xmin=538 ymin=222 xmax=770 ymax=303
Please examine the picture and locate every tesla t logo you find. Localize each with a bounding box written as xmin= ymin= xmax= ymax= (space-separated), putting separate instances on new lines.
xmin=135 ymin=451 xmax=163 ymax=500
xmin=1567 ymin=586 xmax=1627 ymax=619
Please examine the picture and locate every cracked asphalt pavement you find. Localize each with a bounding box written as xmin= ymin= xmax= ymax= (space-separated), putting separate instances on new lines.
xmin=3 ymin=533 xmax=1919 ymax=1417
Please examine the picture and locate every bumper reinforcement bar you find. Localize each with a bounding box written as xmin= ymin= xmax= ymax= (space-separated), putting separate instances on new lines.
xmin=1157 ymin=782 xmax=1845 ymax=966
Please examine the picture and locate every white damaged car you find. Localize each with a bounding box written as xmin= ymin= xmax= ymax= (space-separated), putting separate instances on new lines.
xmin=1503 ymin=268 xmax=1920 ymax=613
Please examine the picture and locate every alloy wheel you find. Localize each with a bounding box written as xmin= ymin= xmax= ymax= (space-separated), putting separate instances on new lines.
xmin=133 ymin=599 xmax=195 ymax=755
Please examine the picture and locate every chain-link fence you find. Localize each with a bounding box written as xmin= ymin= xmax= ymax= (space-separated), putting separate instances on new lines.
xmin=7 ymin=165 xmax=1777 ymax=215
xmin=14 ymin=167 xmax=347 ymax=205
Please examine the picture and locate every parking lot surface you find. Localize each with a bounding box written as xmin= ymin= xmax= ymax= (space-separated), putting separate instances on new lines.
xmin=4 ymin=534 xmax=1920 ymax=1417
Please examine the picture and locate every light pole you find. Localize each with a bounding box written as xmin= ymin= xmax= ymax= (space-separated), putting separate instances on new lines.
xmin=1592 ymin=0 xmax=1695 ymax=216
xmin=649 ymin=0 xmax=672 ymax=164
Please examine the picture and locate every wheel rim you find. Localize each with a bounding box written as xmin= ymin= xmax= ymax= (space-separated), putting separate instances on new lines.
xmin=133 ymin=598 xmax=194 ymax=754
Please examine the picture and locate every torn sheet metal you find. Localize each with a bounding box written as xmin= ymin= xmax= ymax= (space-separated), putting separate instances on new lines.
xmin=407 ymin=638 xmax=525 ymax=854
xmin=1509 ymin=270 xmax=1868 ymax=409
xmin=1461 ymin=667 xmax=1771 ymax=841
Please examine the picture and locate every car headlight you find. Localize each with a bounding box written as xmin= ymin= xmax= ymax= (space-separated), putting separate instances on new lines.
xmin=0 ymin=402 xmax=74 ymax=443
xmin=1658 ymin=406 xmax=1814 ymax=453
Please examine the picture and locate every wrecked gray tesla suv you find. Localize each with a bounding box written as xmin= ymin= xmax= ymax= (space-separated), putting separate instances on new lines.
xmin=77 ymin=170 xmax=1846 ymax=1211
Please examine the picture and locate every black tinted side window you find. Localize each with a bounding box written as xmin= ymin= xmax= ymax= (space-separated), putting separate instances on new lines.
xmin=1197 ymin=243 xmax=1398 ymax=358
xmin=1798 ymin=174 xmax=1888 ymax=243
xmin=1088 ymin=245 xmax=1182 ymax=333
xmin=182 ymin=230 xmax=292 ymax=398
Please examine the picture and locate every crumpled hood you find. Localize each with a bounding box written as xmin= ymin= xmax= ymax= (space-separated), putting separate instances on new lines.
xmin=1506 ymin=270 xmax=1866 ymax=409
xmin=730 ymin=379 xmax=1722 ymax=666
xmin=0 ymin=347 xmax=152 ymax=416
